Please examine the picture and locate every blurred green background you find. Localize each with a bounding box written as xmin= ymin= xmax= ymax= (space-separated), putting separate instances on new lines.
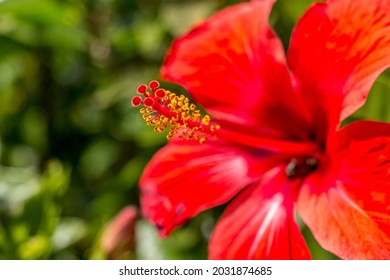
xmin=0 ymin=0 xmax=389 ymax=260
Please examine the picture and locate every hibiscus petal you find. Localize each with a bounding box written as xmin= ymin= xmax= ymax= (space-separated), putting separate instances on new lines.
xmin=140 ymin=140 xmax=279 ymax=236
xmin=288 ymin=0 xmax=390 ymax=136
xmin=209 ymin=167 xmax=311 ymax=260
xmin=161 ymin=0 xmax=312 ymax=141
xmin=297 ymin=121 xmax=390 ymax=259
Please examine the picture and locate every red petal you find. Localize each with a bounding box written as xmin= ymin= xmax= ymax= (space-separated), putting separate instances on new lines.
xmin=161 ymin=0 xmax=312 ymax=141
xmin=297 ymin=121 xmax=390 ymax=259
xmin=140 ymin=140 xmax=280 ymax=236
xmin=209 ymin=167 xmax=311 ymax=260
xmin=288 ymin=0 xmax=390 ymax=137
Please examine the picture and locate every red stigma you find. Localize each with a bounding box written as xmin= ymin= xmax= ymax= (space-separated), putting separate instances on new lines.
xmin=143 ymin=97 xmax=155 ymax=107
xmin=149 ymin=80 xmax=160 ymax=89
xmin=155 ymin=89 xmax=166 ymax=98
xmin=131 ymin=96 xmax=143 ymax=107
xmin=137 ymin=84 xmax=147 ymax=94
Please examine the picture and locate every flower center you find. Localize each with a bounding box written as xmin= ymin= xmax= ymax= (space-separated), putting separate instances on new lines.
xmin=285 ymin=157 xmax=318 ymax=179
xmin=132 ymin=81 xmax=220 ymax=143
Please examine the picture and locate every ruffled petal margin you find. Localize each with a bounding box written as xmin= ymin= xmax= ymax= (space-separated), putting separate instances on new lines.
xmin=140 ymin=140 xmax=279 ymax=237
xmin=288 ymin=0 xmax=390 ymax=137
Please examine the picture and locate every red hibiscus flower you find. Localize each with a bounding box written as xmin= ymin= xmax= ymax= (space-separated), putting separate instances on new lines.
xmin=133 ymin=0 xmax=390 ymax=259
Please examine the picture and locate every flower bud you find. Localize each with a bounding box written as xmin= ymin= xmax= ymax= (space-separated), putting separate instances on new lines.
xmin=101 ymin=206 xmax=138 ymax=259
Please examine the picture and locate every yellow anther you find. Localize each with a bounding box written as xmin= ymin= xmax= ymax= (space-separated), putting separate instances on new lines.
xmin=134 ymin=82 xmax=220 ymax=143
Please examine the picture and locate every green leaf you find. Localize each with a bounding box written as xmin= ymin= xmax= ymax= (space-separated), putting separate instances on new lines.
xmin=18 ymin=235 xmax=52 ymax=260
xmin=135 ymin=221 xmax=165 ymax=260
xmin=0 ymin=0 xmax=81 ymax=27
xmin=51 ymin=218 xmax=87 ymax=252
xmin=0 ymin=166 xmax=40 ymax=213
